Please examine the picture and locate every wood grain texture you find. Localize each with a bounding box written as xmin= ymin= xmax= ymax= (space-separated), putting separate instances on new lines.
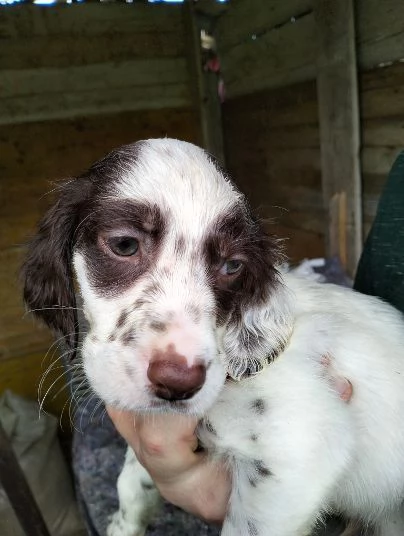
xmin=0 ymin=3 xmax=193 ymax=124
xmin=217 ymin=0 xmax=314 ymax=51
xmin=0 ymin=32 xmax=185 ymax=71
xmin=315 ymin=0 xmax=362 ymax=276
xmin=356 ymin=0 xmax=404 ymax=69
xmin=216 ymin=0 xmax=404 ymax=97
xmin=222 ymin=80 xmax=325 ymax=262
xmin=0 ymin=3 xmax=183 ymax=38
xmin=219 ymin=12 xmax=316 ymax=98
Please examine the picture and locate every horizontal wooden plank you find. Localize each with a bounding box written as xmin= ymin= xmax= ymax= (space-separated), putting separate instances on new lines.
xmin=0 ymin=83 xmax=191 ymax=126
xmin=0 ymin=107 xmax=200 ymax=177
xmin=362 ymin=118 xmax=404 ymax=147
xmin=361 ymin=84 xmax=404 ymax=120
xmin=1 ymin=58 xmax=188 ymax=98
xmin=217 ymin=0 xmax=313 ymax=51
xmin=362 ymin=172 xmax=389 ymax=198
xmin=0 ymin=57 xmax=192 ymax=124
xmin=220 ymin=11 xmax=316 ymax=98
xmin=224 ymin=118 xmax=319 ymax=149
xmin=357 ymin=0 xmax=404 ymax=69
xmin=0 ymin=31 xmax=185 ymax=70
xmin=360 ymin=62 xmax=404 ymax=91
xmin=0 ymin=3 xmax=183 ymax=38
xmin=361 ymin=146 xmax=402 ymax=176
xmin=223 ymin=80 xmax=318 ymax=128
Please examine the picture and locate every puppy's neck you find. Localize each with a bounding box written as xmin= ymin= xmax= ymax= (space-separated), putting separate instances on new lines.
xmin=223 ymin=276 xmax=294 ymax=381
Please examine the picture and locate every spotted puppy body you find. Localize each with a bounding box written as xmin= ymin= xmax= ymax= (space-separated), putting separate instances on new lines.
xmin=23 ymin=139 xmax=404 ymax=536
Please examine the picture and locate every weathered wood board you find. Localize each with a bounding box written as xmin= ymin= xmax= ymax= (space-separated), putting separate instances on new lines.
xmin=0 ymin=3 xmax=193 ymax=124
xmin=217 ymin=0 xmax=404 ymax=98
xmin=315 ymin=0 xmax=362 ymax=276
xmin=222 ymin=59 xmax=404 ymax=262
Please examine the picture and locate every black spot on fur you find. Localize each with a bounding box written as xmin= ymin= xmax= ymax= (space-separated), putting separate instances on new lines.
xmin=133 ymin=298 xmax=147 ymax=309
xmin=250 ymin=433 xmax=259 ymax=442
xmin=108 ymin=333 xmax=116 ymax=342
xmin=141 ymin=480 xmax=154 ymax=491
xmin=121 ymin=329 xmax=137 ymax=345
xmin=116 ymin=310 xmax=129 ymax=328
xmin=253 ymin=459 xmax=272 ymax=477
xmin=248 ymin=475 xmax=258 ymax=488
xmin=251 ymin=398 xmax=266 ymax=415
xmin=204 ymin=420 xmax=217 ymax=436
xmin=186 ymin=303 xmax=201 ymax=323
xmin=149 ymin=320 xmax=167 ymax=333
xmin=248 ymin=520 xmax=259 ymax=536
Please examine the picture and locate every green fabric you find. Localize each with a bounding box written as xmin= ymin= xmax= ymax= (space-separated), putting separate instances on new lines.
xmin=354 ymin=151 xmax=404 ymax=314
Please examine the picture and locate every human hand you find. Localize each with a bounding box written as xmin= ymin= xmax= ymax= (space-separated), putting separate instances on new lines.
xmin=106 ymin=408 xmax=230 ymax=524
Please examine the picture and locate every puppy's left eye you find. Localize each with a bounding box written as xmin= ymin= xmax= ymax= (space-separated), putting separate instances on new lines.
xmin=219 ymin=259 xmax=244 ymax=276
xmin=108 ymin=236 xmax=139 ymax=257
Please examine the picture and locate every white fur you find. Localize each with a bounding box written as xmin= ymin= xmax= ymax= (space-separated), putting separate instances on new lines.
xmin=68 ymin=139 xmax=404 ymax=535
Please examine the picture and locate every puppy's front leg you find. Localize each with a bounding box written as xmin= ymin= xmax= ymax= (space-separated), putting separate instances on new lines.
xmin=107 ymin=447 xmax=161 ymax=536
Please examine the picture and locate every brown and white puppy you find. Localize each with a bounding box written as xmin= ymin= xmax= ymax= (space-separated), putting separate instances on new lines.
xmin=23 ymin=139 xmax=404 ymax=536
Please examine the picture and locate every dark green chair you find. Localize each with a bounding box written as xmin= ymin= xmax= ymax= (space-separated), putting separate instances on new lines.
xmin=354 ymin=151 xmax=404 ymax=313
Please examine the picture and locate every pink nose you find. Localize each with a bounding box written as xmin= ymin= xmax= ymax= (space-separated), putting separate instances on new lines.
xmin=148 ymin=346 xmax=206 ymax=401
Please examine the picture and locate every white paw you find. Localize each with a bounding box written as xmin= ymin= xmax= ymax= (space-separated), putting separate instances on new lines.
xmin=106 ymin=511 xmax=146 ymax=536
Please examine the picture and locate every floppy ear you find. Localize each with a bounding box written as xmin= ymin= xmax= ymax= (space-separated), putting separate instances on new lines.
xmin=221 ymin=222 xmax=293 ymax=380
xmin=223 ymin=284 xmax=293 ymax=380
xmin=22 ymin=179 xmax=90 ymax=351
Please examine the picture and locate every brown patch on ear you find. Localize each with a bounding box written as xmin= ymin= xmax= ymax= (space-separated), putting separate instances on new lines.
xmin=22 ymin=178 xmax=92 ymax=349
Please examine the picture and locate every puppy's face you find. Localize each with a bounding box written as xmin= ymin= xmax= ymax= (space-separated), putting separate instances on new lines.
xmin=23 ymin=139 xmax=281 ymax=415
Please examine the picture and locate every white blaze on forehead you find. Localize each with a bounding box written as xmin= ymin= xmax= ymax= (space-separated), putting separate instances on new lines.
xmin=113 ymin=138 xmax=242 ymax=238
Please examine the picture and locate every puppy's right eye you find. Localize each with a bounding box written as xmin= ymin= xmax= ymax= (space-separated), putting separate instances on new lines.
xmin=107 ymin=236 xmax=139 ymax=257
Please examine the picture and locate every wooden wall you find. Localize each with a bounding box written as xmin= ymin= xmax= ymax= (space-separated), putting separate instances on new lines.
xmin=0 ymin=3 xmax=201 ymax=412
xmin=217 ymin=0 xmax=404 ymax=262
xmin=0 ymin=3 xmax=193 ymax=124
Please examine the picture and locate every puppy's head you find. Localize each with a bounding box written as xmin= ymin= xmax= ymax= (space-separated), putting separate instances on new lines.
xmin=23 ymin=139 xmax=285 ymax=415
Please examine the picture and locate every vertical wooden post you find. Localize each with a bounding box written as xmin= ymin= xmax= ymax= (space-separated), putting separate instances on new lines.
xmin=184 ymin=1 xmax=225 ymax=164
xmin=315 ymin=0 xmax=362 ymax=276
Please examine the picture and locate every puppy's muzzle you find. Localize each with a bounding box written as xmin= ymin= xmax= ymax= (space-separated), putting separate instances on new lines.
xmin=148 ymin=347 xmax=206 ymax=401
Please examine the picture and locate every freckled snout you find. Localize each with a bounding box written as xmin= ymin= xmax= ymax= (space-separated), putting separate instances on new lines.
xmin=148 ymin=344 xmax=206 ymax=401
